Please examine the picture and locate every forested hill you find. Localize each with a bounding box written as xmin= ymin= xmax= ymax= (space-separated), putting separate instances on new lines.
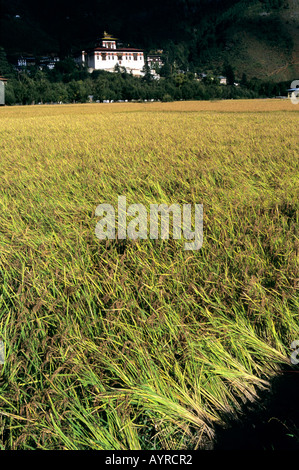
xmin=0 ymin=0 xmax=298 ymax=81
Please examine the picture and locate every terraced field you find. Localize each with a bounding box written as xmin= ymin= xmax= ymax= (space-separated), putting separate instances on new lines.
xmin=0 ymin=100 xmax=298 ymax=449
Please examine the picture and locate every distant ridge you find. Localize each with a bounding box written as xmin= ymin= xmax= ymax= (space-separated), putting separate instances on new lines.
xmin=0 ymin=0 xmax=298 ymax=81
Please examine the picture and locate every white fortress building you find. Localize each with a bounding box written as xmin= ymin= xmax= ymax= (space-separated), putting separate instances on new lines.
xmin=76 ymin=32 xmax=145 ymax=77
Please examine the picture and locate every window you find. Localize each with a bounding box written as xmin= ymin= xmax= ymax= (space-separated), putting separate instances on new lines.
xmin=133 ymin=53 xmax=137 ymax=61
xmin=102 ymin=53 xmax=106 ymax=61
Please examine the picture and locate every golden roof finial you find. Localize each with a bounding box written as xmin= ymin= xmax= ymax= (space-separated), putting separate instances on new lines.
xmin=102 ymin=31 xmax=117 ymax=40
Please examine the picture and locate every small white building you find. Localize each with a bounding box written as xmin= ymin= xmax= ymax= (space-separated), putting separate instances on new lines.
xmin=39 ymin=55 xmax=60 ymax=70
xmin=17 ymin=56 xmax=36 ymax=68
xmin=218 ymin=76 xmax=227 ymax=85
xmin=76 ymin=33 xmax=145 ymax=77
xmin=147 ymin=54 xmax=164 ymax=79
xmin=147 ymin=54 xmax=164 ymax=69
xmin=0 ymin=76 xmax=7 ymax=105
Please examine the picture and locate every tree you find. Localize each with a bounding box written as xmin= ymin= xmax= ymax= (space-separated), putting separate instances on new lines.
xmin=240 ymin=73 xmax=248 ymax=87
xmin=142 ymin=62 xmax=153 ymax=83
xmin=223 ymin=63 xmax=235 ymax=86
xmin=67 ymin=80 xmax=89 ymax=102
xmin=4 ymin=82 xmax=16 ymax=105
xmin=159 ymin=62 xmax=172 ymax=78
xmin=0 ymin=47 xmax=14 ymax=78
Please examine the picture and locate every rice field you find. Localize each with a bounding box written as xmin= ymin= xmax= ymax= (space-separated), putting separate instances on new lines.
xmin=0 ymin=99 xmax=298 ymax=450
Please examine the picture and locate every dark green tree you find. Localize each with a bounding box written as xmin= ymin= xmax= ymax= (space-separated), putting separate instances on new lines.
xmin=0 ymin=47 xmax=14 ymax=78
xmin=240 ymin=73 xmax=248 ymax=87
xmin=223 ymin=63 xmax=235 ymax=86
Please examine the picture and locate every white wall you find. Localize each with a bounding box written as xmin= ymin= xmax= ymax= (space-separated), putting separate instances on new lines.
xmin=90 ymin=51 xmax=145 ymax=76
xmin=0 ymin=81 xmax=5 ymax=105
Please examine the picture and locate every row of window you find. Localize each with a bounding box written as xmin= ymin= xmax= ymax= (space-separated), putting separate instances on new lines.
xmin=102 ymin=42 xmax=116 ymax=49
xmin=96 ymin=53 xmax=143 ymax=61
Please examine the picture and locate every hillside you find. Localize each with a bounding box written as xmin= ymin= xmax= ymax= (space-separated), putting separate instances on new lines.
xmin=208 ymin=0 xmax=299 ymax=81
xmin=0 ymin=0 xmax=298 ymax=81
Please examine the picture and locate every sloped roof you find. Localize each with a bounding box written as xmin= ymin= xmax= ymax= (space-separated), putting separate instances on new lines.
xmin=93 ymin=47 xmax=143 ymax=52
